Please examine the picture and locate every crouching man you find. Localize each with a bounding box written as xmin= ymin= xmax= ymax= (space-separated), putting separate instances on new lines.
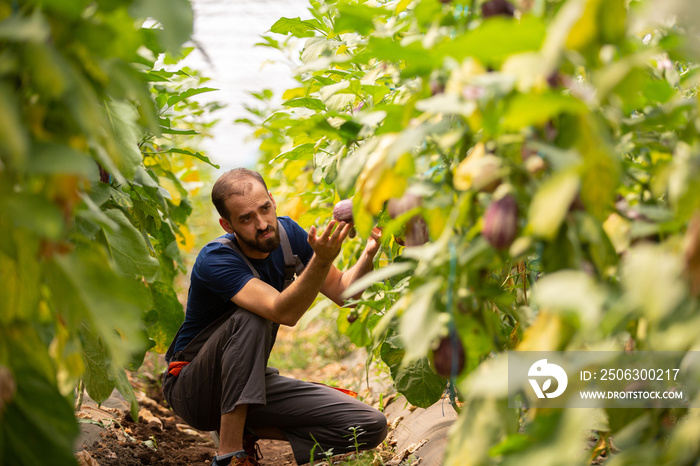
xmin=163 ymin=168 xmax=387 ymax=465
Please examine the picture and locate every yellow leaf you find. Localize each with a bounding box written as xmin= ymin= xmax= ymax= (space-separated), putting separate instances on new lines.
xmin=517 ymin=311 xmax=566 ymax=351
xmin=282 ymin=87 xmax=306 ymax=100
xmin=396 ymin=0 xmax=413 ymax=14
xmin=178 ymin=225 xmax=196 ymax=252
xmin=159 ymin=177 xmax=181 ymax=206
xmin=527 ymin=170 xmax=580 ymax=240
xmin=453 ymin=143 xmax=502 ymax=192
xmin=602 ymin=212 xmax=630 ymax=254
xmin=565 ymin=0 xmax=599 ymax=51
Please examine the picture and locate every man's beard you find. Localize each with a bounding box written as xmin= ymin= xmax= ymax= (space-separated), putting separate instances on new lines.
xmin=239 ymin=225 xmax=280 ymax=254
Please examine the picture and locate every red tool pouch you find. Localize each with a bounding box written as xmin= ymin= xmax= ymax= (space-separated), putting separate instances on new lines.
xmin=168 ymin=361 xmax=190 ymax=376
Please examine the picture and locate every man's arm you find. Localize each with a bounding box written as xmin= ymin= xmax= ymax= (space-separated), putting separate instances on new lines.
xmin=230 ymin=220 xmax=352 ymax=327
xmin=321 ymin=227 xmax=382 ymax=306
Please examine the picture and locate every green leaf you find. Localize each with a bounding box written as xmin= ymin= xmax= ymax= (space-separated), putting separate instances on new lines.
xmin=273 ymin=143 xmax=315 ymax=162
xmin=130 ymin=0 xmax=194 ymax=53
xmin=270 ymin=17 xmax=318 ymax=37
xmin=28 ymin=142 xmax=98 ymax=178
xmin=436 ymin=16 xmax=546 ymax=68
xmin=342 ymin=262 xmax=415 ymax=299
xmin=105 ymin=100 xmax=142 ymax=179
xmin=502 ymin=92 xmax=587 ymax=131
xmin=80 ymin=322 xmax=140 ymax=420
xmin=335 ymin=3 xmax=389 ymax=36
xmin=380 ymin=334 xmax=447 ymax=408
xmin=148 ymin=282 xmax=185 ymax=353
xmin=0 ymin=84 xmax=29 ymax=170
xmin=360 ymin=37 xmax=438 ymax=78
xmin=102 ymin=209 xmax=160 ymax=282
xmin=2 ymin=193 xmax=65 ymax=241
xmin=0 ymin=235 xmax=41 ymax=323
xmin=49 ymin=246 xmax=152 ymax=368
xmin=0 ymin=9 xmax=50 ymax=43
xmin=166 ymin=87 xmax=218 ymax=107
xmin=113 ymin=366 xmax=139 ymax=421
xmin=394 ymin=358 xmax=447 ymax=408
xmin=80 ymin=322 xmax=116 ymax=404
xmin=160 ymin=127 xmax=199 ymax=135
xmin=282 ymin=97 xmax=326 ymax=111
xmin=1 ymin=364 xmax=78 ymax=465
xmin=399 ymin=281 xmax=447 ymax=362
xmin=166 ymin=148 xmax=220 ymax=168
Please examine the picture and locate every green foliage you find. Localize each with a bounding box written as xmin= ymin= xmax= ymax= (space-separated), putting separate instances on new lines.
xmin=245 ymin=0 xmax=700 ymax=464
xmin=0 ymin=0 xmax=218 ymax=463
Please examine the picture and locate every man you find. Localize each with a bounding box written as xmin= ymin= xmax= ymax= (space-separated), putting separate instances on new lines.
xmin=163 ymin=168 xmax=388 ymax=466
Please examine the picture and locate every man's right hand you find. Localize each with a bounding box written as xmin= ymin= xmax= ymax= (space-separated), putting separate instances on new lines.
xmin=308 ymin=220 xmax=353 ymax=266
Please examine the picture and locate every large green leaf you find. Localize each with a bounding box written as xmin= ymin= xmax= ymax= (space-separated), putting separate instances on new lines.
xmin=335 ymin=3 xmax=389 ymax=36
xmin=80 ymin=322 xmax=116 ymax=404
xmin=102 ymin=209 xmax=160 ymax=281
xmin=502 ymin=92 xmax=587 ymax=131
xmin=273 ymin=143 xmax=316 ymax=162
xmin=394 ymin=358 xmax=447 ymax=408
xmin=436 ymin=16 xmax=546 ymax=68
xmin=399 ymin=281 xmax=446 ymax=362
xmin=270 ymin=17 xmax=319 ymax=37
xmin=49 ymin=246 xmax=152 ymax=368
xmin=148 ymin=281 xmax=185 ymax=353
xmin=282 ymin=97 xmax=326 ymax=111
xmin=1 ymin=366 xmax=79 ymax=465
xmin=105 ymin=100 xmax=143 ymax=179
xmin=381 ymin=335 xmax=447 ymax=408
xmin=130 ymin=0 xmax=193 ymax=53
xmin=0 ymin=84 xmax=29 ymax=170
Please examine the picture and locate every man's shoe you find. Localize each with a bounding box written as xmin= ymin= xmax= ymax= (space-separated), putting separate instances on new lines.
xmin=211 ymin=454 xmax=260 ymax=466
xmin=242 ymin=433 xmax=263 ymax=462
xmin=230 ymin=456 xmax=261 ymax=466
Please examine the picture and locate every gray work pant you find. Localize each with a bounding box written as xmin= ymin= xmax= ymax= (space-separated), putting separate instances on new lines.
xmin=162 ymin=309 xmax=388 ymax=464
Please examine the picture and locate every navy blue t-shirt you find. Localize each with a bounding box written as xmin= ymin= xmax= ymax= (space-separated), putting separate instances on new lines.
xmin=172 ymin=217 xmax=314 ymax=353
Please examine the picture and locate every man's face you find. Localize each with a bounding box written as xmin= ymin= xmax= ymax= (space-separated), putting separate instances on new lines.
xmin=220 ymin=180 xmax=280 ymax=258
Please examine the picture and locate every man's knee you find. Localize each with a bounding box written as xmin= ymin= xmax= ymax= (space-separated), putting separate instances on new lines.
xmin=359 ymin=408 xmax=388 ymax=449
xmin=226 ymin=308 xmax=269 ymax=338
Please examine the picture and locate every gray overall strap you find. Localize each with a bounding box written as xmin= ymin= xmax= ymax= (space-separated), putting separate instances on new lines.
xmin=276 ymin=221 xmax=306 ymax=287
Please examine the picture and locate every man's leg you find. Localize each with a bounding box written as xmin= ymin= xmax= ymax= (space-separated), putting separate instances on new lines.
xmin=219 ymin=405 xmax=247 ymax=454
xmin=163 ymin=309 xmax=274 ymax=443
xmin=246 ymin=370 xmax=388 ymax=465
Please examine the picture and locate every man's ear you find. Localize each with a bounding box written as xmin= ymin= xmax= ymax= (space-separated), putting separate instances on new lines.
xmin=219 ymin=217 xmax=234 ymax=234
xmin=269 ymin=191 xmax=277 ymax=211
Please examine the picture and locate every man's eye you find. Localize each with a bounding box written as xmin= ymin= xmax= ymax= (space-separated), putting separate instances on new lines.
xmin=262 ymin=205 xmax=270 ymax=212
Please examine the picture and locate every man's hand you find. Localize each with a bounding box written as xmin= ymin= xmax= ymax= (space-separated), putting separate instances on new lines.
xmin=308 ymin=220 xmax=353 ymax=266
xmin=365 ymin=227 xmax=382 ymax=258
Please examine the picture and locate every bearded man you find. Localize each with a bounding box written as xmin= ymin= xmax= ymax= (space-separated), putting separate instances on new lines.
xmin=163 ymin=168 xmax=387 ymax=466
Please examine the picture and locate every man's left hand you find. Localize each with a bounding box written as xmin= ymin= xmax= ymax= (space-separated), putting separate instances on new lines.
xmin=365 ymin=227 xmax=382 ymax=257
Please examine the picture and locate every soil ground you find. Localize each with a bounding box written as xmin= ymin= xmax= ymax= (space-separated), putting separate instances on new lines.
xmin=76 ymin=325 xmax=399 ymax=466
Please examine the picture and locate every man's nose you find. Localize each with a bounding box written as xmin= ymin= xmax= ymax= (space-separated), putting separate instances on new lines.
xmin=256 ymin=215 xmax=268 ymax=231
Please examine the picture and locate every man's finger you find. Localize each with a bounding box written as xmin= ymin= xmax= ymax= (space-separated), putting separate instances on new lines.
xmin=320 ymin=220 xmax=337 ymax=241
xmin=335 ymin=222 xmax=353 ymax=243
xmin=329 ymin=221 xmax=347 ymax=242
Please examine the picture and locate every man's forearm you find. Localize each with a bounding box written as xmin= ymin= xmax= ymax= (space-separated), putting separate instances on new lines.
xmin=340 ymin=249 xmax=376 ymax=299
xmin=271 ymin=254 xmax=333 ymax=326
